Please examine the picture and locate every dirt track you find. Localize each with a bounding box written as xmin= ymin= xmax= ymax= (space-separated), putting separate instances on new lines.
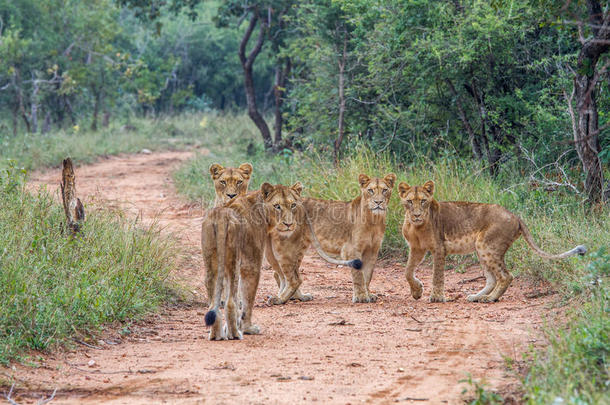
xmin=6 ymin=150 xmax=558 ymax=404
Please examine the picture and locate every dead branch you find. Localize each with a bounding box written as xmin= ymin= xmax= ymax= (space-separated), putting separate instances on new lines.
xmin=60 ymin=158 xmax=85 ymax=235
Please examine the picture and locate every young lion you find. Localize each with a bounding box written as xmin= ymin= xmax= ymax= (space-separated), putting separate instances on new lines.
xmin=282 ymin=173 xmax=396 ymax=303
xmin=209 ymin=163 xmax=253 ymax=207
xmin=265 ymin=183 xmax=363 ymax=305
xmin=399 ymin=180 xmax=587 ymax=303
xmin=202 ymin=182 xmax=361 ymax=339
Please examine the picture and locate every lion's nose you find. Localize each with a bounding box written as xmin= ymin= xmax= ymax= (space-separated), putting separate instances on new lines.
xmin=227 ymin=193 xmax=237 ymax=199
xmin=283 ymin=222 xmax=293 ymax=228
xmin=374 ymin=200 xmax=383 ymax=205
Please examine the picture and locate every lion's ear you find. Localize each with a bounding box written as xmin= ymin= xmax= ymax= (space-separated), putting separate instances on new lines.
xmin=422 ymin=180 xmax=435 ymax=195
xmin=384 ymin=173 xmax=397 ymax=189
xmin=238 ymin=163 xmax=253 ymax=179
xmin=358 ymin=174 xmax=371 ymax=188
xmin=261 ymin=182 xmax=275 ymax=200
xmin=398 ymin=182 xmax=411 ymax=198
xmin=209 ymin=163 xmax=224 ymax=180
xmin=291 ymin=182 xmax=303 ymax=197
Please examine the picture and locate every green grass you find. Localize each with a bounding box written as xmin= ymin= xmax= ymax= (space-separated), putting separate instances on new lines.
xmin=0 ymin=113 xmax=207 ymax=170
xmin=524 ymin=249 xmax=609 ymax=404
xmin=0 ymin=162 xmax=177 ymax=365
xmin=174 ymin=112 xmax=609 ymax=403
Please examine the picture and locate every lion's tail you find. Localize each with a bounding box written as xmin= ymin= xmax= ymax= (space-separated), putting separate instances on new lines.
xmin=204 ymin=211 xmax=230 ymax=327
xmin=305 ymin=212 xmax=362 ymax=270
xmin=518 ymin=218 xmax=586 ymax=260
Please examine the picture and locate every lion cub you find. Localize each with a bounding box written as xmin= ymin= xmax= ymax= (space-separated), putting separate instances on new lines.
xmin=202 ymin=183 xmax=302 ymax=339
xmin=399 ymin=181 xmax=586 ymax=303
xmin=297 ymin=173 xmax=397 ymax=303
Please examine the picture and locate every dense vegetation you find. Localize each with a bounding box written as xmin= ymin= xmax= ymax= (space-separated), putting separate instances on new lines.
xmin=0 ymin=162 xmax=177 ymax=364
xmin=2 ymin=0 xmax=607 ymax=200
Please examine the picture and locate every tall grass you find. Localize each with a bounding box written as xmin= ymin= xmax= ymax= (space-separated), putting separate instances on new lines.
xmin=0 ymin=162 xmax=177 ymax=364
xmin=525 ymin=249 xmax=609 ymax=404
xmin=0 ymin=114 xmax=206 ymax=170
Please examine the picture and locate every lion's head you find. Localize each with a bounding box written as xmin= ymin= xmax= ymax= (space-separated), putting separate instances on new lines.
xmin=358 ymin=173 xmax=396 ymax=215
xmin=209 ymin=163 xmax=253 ymax=205
xmin=261 ymin=182 xmax=304 ymax=238
xmin=398 ymin=180 xmax=435 ymax=226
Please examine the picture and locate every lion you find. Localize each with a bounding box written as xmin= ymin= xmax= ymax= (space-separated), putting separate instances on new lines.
xmin=209 ymin=163 xmax=253 ymax=207
xmin=398 ymin=180 xmax=587 ymax=303
xmin=278 ymin=173 xmax=396 ymax=304
xmin=202 ymin=182 xmax=361 ymax=340
xmin=265 ymin=183 xmax=363 ymax=305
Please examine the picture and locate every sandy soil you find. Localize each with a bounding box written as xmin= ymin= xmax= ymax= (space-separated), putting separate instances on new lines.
xmin=3 ymin=150 xmax=559 ymax=404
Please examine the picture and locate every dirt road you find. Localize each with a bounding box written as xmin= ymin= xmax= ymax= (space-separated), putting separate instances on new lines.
xmin=7 ymin=151 xmax=557 ymax=404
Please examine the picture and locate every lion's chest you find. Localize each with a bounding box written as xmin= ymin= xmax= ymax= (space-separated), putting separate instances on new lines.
xmin=443 ymin=233 xmax=477 ymax=255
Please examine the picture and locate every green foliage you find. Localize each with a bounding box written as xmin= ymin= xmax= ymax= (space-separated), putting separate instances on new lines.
xmin=460 ymin=375 xmax=504 ymax=405
xmin=0 ymin=164 xmax=177 ymax=364
xmin=524 ymin=249 xmax=610 ymax=404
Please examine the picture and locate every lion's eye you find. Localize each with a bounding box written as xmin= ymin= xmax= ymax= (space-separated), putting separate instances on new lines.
xmin=382 ymin=188 xmax=388 ymax=194
xmin=237 ymin=180 xmax=243 ymax=186
xmin=291 ymin=203 xmax=296 ymax=209
xmin=367 ymin=189 xmax=374 ymax=195
xmin=274 ymin=204 xmax=281 ymax=210
xmin=220 ymin=180 xmax=226 ymax=186
xmin=407 ymin=200 xmax=413 ymax=206
xmin=421 ymin=199 xmax=427 ymax=204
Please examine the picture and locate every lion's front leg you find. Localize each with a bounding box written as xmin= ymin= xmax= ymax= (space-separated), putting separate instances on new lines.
xmin=269 ymin=249 xmax=305 ymax=305
xmin=429 ymin=248 xmax=446 ymax=303
xmin=405 ymin=248 xmax=426 ymax=300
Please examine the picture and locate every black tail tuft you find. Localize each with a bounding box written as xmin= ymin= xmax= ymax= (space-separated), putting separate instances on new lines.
xmin=204 ymin=310 xmax=217 ymax=326
xmin=349 ymin=259 xmax=363 ymax=270
xmin=575 ymin=245 xmax=587 ymax=256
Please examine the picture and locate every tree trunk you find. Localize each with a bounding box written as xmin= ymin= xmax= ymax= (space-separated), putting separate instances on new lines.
xmin=42 ymin=111 xmax=51 ymax=134
xmin=446 ymin=79 xmax=482 ymax=160
xmin=103 ymin=111 xmax=110 ymax=128
xmin=273 ymin=58 xmax=291 ymax=150
xmin=239 ymin=13 xmax=273 ymax=151
xmin=61 ymin=158 xmax=85 ymax=235
xmin=470 ymin=81 xmax=497 ymax=175
xmin=30 ymin=80 xmax=39 ymax=134
xmin=334 ymin=31 xmax=348 ymax=165
xmin=568 ymin=0 xmax=609 ymax=203
xmin=91 ymin=88 xmax=100 ymax=131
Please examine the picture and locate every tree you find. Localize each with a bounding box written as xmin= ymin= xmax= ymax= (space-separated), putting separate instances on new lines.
xmin=563 ymin=0 xmax=609 ymax=203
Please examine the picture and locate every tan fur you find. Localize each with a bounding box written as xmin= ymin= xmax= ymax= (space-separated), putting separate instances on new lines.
xmin=399 ymin=180 xmax=586 ymax=303
xmin=201 ymin=182 xmax=305 ymax=340
xmin=285 ymin=173 xmax=396 ymax=303
xmin=209 ymin=163 xmax=253 ymax=207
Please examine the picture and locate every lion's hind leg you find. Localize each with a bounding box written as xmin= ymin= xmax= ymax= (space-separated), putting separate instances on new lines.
xmin=467 ymin=266 xmax=497 ymax=302
xmin=479 ymin=257 xmax=513 ymax=302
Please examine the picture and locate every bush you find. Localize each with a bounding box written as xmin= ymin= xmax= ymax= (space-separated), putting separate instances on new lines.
xmin=0 ymin=162 xmax=177 ymax=364
xmin=524 ymin=249 xmax=609 ymax=404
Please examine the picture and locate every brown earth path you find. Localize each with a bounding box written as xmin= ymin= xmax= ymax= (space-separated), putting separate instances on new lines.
xmin=5 ymin=150 xmax=557 ymax=404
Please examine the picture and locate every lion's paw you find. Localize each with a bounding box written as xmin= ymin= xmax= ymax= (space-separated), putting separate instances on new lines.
xmin=296 ymin=292 xmax=314 ymax=302
xmin=227 ymin=330 xmax=243 ymax=340
xmin=467 ymin=294 xmax=480 ymax=302
xmin=477 ymin=295 xmax=497 ymax=303
xmin=352 ymin=293 xmax=376 ymax=303
xmin=267 ymin=295 xmax=286 ymax=305
xmin=429 ymin=294 xmax=446 ymax=303
xmin=410 ymin=281 xmax=423 ymax=300
xmin=243 ymin=324 xmax=261 ymax=335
